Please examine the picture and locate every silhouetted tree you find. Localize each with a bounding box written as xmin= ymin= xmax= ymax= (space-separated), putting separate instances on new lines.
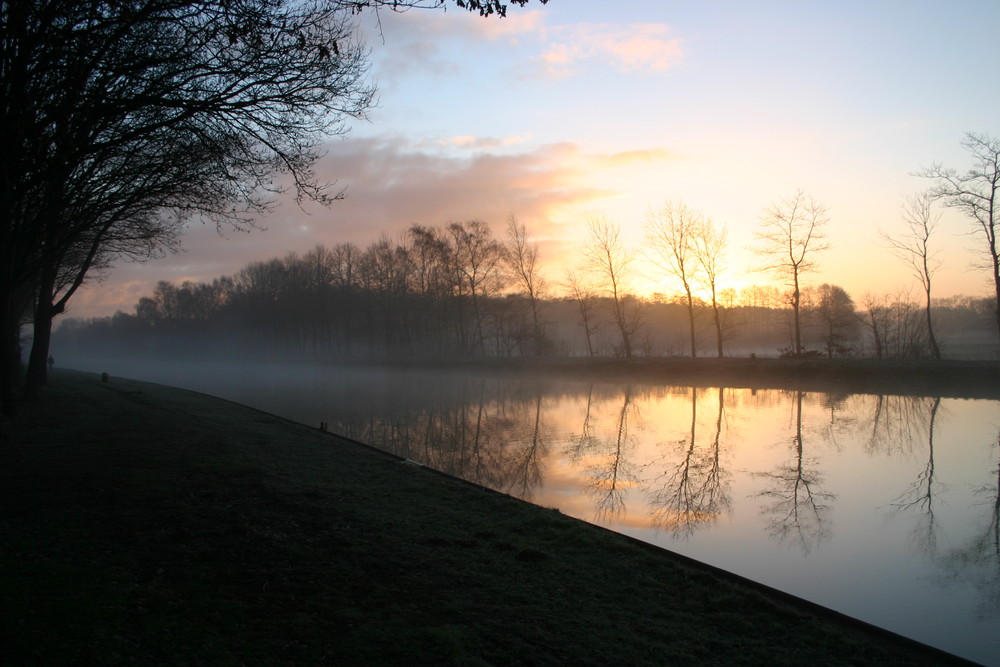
xmin=565 ymin=270 xmax=599 ymax=357
xmin=582 ymin=217 xmax=641 ymax=358
xmin=811 ymin=284 xmax=857 ymax=358
xmin=694 ymin=216 xmax=728 ymax=358
xmin=449 ymin=220 xmax=506 ymax=354
xmin=919 ymin=132 xmax=1000 ymax=341
xmin=859 ymin=289 xmax=928 ymax=358
xmin=880 ymin=192 xmax=942 ymax=358
xmin=2 ymin=0 xmax=366 ymax=408
xmin=503 ymin=216 xmax=548 ymax=354
xmin=644 ymin=201 xmax=703 ymax=358
xmin=755 ymin=190 xmax=830 ymax=356
xmin=407 ymin=226 xmax=457 ymax=352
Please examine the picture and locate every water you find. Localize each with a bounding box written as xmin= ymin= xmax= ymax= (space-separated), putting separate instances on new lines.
xmin=67 ymin=360 xmax=1000 ymax=665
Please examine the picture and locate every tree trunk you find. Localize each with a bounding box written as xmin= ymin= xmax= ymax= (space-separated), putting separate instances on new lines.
xmin=791 ymin=274 xmax=802 ymax=355
xmin=713 ymin=302 xmax=724 ymax=358
xmin=614 ymin=296 xmax=632 ymax=359
xmin=992 ymin=249 xmax=1000 ymax=343
xmin=924 ymin=286 xmax=941 ymax=360
xmin=24 ymin=305 xmax=55 ymax=398
xmin=25 ymin=267 xmax=65 ymax=399
xmin=685 ymin=289 xmax=697 ymax=359
xmin=578 ymin=301 xmax=594 ymax=357
xmin=1 ymin=315 xmax=21 ymax=417
xmin=1 ymin=282 xmax=30 ymax=416
xmin=529 ymin=296 xmax=542 ymax=355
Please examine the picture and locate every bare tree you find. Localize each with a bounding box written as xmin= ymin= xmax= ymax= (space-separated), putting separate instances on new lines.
xmin=694 ymin=217 xmax=728 ymax=358
xmin=859 ymin=292 xmax=887 ymax=359
xmin=503 ymin=215 xmax=547 ymax=355
xmin=879 ymin=192 xmax=942 ymax=358
xmin=860 ymin=289 xmax=928 ymax=359
xmin=564 ymin=270 xmax=599 ymax=357
xmin=448 ymin=220 xmax=505 ymax=354
xmin=644 ymin=201 xmax=702 ymax=358
xmin=581 ymin=217 xmax=641 ymax=358
xmin=755 ymin=190 xmax=831 ymax=356
xmin=918 ymin=132 xmax=1000 ymax=341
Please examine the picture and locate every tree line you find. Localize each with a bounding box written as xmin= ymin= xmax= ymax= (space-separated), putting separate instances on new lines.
xmin=1 ymin=0 xmax=544 ymax=415
xmin=54 ymin=218 xmax=996 ymax=361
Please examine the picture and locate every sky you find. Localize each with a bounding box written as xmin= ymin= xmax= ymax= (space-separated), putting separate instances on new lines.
xmin=70 ymin=0 xmax=1000 ymax=318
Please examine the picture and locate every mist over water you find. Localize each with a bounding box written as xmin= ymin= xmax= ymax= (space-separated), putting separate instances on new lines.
xmin=65 ymin=357 xmax=1000 ymax=665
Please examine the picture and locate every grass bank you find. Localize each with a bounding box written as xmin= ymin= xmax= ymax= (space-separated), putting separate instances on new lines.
xmin=0 ymin=370 xmax=974 ymax=665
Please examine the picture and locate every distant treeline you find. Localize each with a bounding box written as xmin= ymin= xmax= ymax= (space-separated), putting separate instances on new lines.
xmin=53 ymin=224 xmax=997 ymax=360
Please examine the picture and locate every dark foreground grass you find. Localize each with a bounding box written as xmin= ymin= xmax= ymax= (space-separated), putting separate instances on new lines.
xmin=0 ymin=370 xmax=973 ymax=665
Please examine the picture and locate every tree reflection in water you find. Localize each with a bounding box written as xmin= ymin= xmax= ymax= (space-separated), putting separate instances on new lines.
xmin=321 ymin=369 xmax=998 ymax=627
xmin=937 ymin=432 xmax=1000 ymax=619
xmin=753 ymin=390 xmax=835 ymax=554
xmin=564 ymin=387 xmax=640 ymax=522
xmin=647 ymin=387 xmax=732 ymax=537
xmin=890 ymin=396 xmax=943 ymax=556
xmin=333 ymin=375 xmax=551 ymax=498
xmin=501 ymin=394 xmax=547 ymax=500
xmin=864 ymin=394 xmax=933 ymax=458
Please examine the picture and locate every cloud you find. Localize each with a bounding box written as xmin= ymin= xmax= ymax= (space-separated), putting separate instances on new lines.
xmin=538 ymin=24 xmax=683 ymax=76
xmin=316 ymin=137 xmax=616 ymax=235
xmin=72 ymin=136 xmax=648 ymax=317
xmin=464 ymin=8 xmax=547 ymax=41
xmin=436 ymin=134 xmax=528 ymax=150
xmin=597 ymin=148 xmax=674 ymax=168
xmin=365 ymin=10 xmax=681 ymax=81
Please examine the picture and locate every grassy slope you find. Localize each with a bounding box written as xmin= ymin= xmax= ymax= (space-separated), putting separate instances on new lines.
xmin=0 ymin=370 xmax=972 ymax=665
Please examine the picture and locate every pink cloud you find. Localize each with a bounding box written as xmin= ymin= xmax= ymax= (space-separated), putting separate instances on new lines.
xmin=366 ymin=10 xmax=681 ymax=81
xmin=437 ymin=134 xmax=528 ymax=150
xmin=539 ymin=24 xmax=683 ymax=77
xmin=68 ymin=136 xmax=625 ymax=318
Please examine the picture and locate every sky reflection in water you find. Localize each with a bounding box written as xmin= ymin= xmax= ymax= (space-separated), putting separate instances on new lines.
xmin=71 ymin=361 xmax=1000 ymax=664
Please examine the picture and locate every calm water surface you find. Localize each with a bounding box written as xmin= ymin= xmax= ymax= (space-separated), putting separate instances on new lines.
xmin=71 ymin=360 xmax=1000 ymax=665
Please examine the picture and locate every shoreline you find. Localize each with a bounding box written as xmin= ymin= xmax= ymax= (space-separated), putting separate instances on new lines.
xmin=264 ymin=355 xmax=1000 ymax=400
xmin=58 ymin=354 xmax=1000 ymax=400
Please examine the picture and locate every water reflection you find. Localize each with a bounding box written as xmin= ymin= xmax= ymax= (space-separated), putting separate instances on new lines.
xmin=753 ymin=391 xmax=835 ymax=554
xmin=317 ymin=373 xmax=999 ymax=664
xmin=935 ymin=432 xmax=1000 ymax=621
xmin=890 ymin=397 xmax=942 ymax=555
xmin=567 ymin=387 xmax=639 ymax=521
xmin=647 ymin=387 xmax=732 ymax=536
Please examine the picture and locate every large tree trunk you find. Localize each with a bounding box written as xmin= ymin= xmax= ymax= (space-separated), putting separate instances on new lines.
xmin=1 ymin=284 xmax=29 ymax=416
xmin=1 ymin=320 xmax=21 ymax=417
xmin=612 ymin=295 xmax=632 ymax=359
xmin=24 ymin=304 xmax=57 ymax=399
xmin=24 ymin=264 xmax=65 ymax=399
